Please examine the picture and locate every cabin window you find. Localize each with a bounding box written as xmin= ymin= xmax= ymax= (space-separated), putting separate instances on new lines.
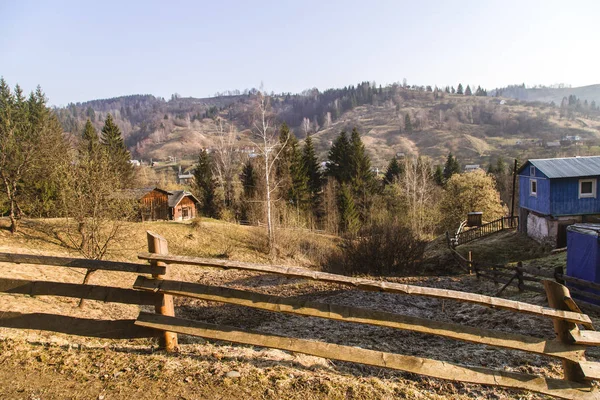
xmin=530 ymin=166 xmax=536 ymax=177
xmin=579 ymin=179 xmax=597 ymax=199
xmin=530 ymin=179 xmax=537 ymax=197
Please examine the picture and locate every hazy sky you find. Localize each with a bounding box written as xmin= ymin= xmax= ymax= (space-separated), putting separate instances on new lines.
xmin=1 ymin=0 xmax=599 ymax=106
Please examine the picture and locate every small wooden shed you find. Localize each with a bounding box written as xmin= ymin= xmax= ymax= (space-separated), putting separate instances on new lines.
xmin=168 ymin=190 xmax=200 ymax=221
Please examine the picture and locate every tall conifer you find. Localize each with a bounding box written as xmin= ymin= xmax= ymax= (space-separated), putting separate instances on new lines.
xmin=100 ymin=114 xmax=132 ymax=187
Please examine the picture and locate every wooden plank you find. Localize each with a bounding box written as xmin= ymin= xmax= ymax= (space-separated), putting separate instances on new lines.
xmin=137 ymin=253 xmax=593 ymax=325
xmin=133 ymin=276 xmax=585 ymax=362
xmin=0 ymin=311 xmax=160 ymax=338
xmin=571 ymin=330 xmax=600 ymax=346
xmin=579 ymin=361 xmax=600 ymax=381
xmin=569 ymin=287 xmax=600 ymax=303
xmin=544 ymin=281 xmax=587 ymax=382
xmin=0 ymin=277 xmax=161 ymax=305
xmin=0 ymin=252 xmax=164 ymax=275
xmin=135 ymin=313 xmax=598 ymax=400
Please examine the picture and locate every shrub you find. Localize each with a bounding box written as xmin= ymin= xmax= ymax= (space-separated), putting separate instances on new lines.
xmin=323 ymin=222 xmax=427 ymax=276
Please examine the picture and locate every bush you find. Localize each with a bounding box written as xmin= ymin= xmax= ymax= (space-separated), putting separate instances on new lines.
xmin=323 ymin=222 xmax=427 ymax=276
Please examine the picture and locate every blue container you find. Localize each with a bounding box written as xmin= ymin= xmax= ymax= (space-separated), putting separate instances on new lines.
xmin=566 ymin=224 xmax=600 ymax=304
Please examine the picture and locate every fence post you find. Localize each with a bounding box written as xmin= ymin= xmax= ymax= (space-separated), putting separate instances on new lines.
xmin=542 ymin=280 xmax=586 ymax=383
xmin=147 ymin=231 xmax=178 ymax=352
xmin=468 ymin=251 xmax=473 ymax=275
xmin=554 ymin=266 xmax=565 ymax=285
xmin=516 ymin=262 xmax=524 ymax=292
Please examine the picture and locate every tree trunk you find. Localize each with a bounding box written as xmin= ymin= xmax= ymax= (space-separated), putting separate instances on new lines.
xmin=265 ymin=151 xmax=274 ymax=256
xmin=9 ymin=199 xmax=17 ymax=234
xmin=78 ymin=269 xmax=97 ymax=308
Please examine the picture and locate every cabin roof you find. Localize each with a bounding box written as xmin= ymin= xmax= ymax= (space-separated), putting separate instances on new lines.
xmin=168 ymin=190 xmax=200 ymax=208
xmin=518 ymin=156 xmax=600 ymax=178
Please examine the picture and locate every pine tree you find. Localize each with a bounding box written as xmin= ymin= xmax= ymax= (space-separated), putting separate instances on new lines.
xmin=100 ymin=114 xmax=132 ymax=187
xmin=405 ymin=113 xmax=413 ymax=132
xmin=384 ymin=157 xmax=403 ymax=185
xmin=302 ymin=134 xmax=322 ymax=214
xmin=337 ymin=183 xmax=360 ymax=235
xmin=443 ymin=153 xmax=460 ymax=181
xmin=277 ymin=123 xmax=308 ymax=208
xmin=326 ymin=131 xmax=352 ymax=184
xmin=349 ymin=128 xmax=375 ymax=220
xmin=457 ymin=84 xmax=464 ymax=95
xmin=465 ymin=85 xmax=472 ymax=96
xmin=193 ymin=150 xmax=220 ymax=218
xmin=451 ymin=86 xmax=456 ymax=94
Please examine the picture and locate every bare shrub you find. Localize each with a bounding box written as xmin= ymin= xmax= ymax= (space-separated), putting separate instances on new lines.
xmin=324 ymin=222 xmax=426 ymax=276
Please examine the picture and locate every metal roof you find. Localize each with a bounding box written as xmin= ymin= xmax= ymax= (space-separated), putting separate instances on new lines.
xmin=518 ymin=156 xmax=600 ymax=178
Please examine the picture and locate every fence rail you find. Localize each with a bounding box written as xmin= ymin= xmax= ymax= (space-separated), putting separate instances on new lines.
xmin=451 ymin=216 xmax=519 ymax=246
xmin=1 ymin=233 xmax=600 ymax=398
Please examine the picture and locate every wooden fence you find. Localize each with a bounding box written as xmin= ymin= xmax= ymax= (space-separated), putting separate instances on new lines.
xmin=448 ymin=246 xmax=600 ymax=313
xmin=450 ymin=216 xmax=519 ymax=247
xmin=1 ymin=232 xmax=600 ymax=399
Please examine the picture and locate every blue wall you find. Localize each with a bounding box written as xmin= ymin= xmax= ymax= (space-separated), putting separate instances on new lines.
xmin=551 ymin=178 xmax=600 ymax=216
xmin=519 ymin=164 xmax=551 ymax=215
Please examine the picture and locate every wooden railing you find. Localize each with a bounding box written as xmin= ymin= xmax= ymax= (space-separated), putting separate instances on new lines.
xmin=450 ymin=216 xmax=519 ymax=247
xmin=449 ymin=247 xmax=600 ymax=312
xmin=2 ymin=232 xmax=600 ymax=398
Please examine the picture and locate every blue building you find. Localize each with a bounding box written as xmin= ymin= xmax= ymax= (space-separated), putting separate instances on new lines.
xmin=518 ymin=156 xmax=600 ymax=247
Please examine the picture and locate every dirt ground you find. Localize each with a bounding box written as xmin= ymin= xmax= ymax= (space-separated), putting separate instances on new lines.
xmin=0 ymin=220 xmax=598 ymax=399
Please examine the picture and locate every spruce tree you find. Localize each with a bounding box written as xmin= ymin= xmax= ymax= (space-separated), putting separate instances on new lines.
xmin=82 ymin=119 xmax=99 ymax=154
xmin=239 ymin=159 xmax=258 ymax=223
xmin=326 ymin=131 xmax=352 ymax=184
xmin=337 ymin=184 xmax=360 ymax=235
xmin=277 ymin=123 xmax=308 ymax=208
xmin=457 ymin=84 xmax=464 ymax=95
xmin=465 ymin=85 xmax=472 ymax=96
xmin=405 ymin=113 xmax=413 ymax=132
xmin=194 ymin=150 xmax=220 ymax=218
xmin=100 ymin=114 xmax=132 ymax=187
xmin=384 ymin=157 xmax=403 ymax=185
xmin=349 ymin=128 xmax=375 ymax=220
xmin=302 ymin=134 xmax=323 ymax=217
xmin=443 ymin=153 xmax=460 ymax=181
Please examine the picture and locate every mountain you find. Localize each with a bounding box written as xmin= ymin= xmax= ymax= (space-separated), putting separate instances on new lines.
xmin=495 ymin=84 xmax=600 ymax=105
xmin=54 ymin=83 xmax=600 ymax=170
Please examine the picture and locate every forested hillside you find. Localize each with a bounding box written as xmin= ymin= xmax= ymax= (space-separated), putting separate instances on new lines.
xmin=54 ymin=82 xmax=600 ymax=170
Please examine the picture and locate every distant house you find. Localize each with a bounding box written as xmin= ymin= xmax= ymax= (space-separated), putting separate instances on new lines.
xmin=546 ymin=141 xmax=561 ymax=147
xmin=518 ymin=156 xmax=600 ymax=247
xmin=138 ymin=188 xmax=199 ymax=221
xmin=464 ymin=164 xmax=481 ymax=172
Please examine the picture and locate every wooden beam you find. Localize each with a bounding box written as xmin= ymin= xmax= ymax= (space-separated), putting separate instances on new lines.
xmin=561 ymin=274 xmax=600 ymax=292
xmin=0 ymin=277 xmax=161 ymax=305
xmin=579 ymin=361 xmax=600 ymax=381
xmin=133 ymin=276 xmax=585 ymax=362
xmin=137 ymin=253 xmax=593 ymax=325
xmin=0 ymin=311 xmax=160 ymax=338
xmin=0 ymin=252 xmax=164 ymax=275
xmin=135 ymin=313 xmax=598 ymax=400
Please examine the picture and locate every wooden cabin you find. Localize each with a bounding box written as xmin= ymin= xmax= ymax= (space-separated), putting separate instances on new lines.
xmin=168 ymin=190 xmax=200 ymax=221
xmin=138 ymin=188 xmax=199 ymax=221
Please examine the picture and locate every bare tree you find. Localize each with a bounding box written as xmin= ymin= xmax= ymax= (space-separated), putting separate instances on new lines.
xmin=301 ymin=117 xmax=311 ymax=137
xmin=212 ymin=118 xmax=238 ymax=209
xmin=251 ymin=92 xmax=288 ymax=255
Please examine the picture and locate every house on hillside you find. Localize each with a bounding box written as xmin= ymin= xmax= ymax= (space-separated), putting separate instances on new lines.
xmin=138 ymin=188 xmax=199 ymax=221
xmin=518 ymin=156 xmax=600 ymax=247
xmin=464 ymin=164 xmax=481 ymax=172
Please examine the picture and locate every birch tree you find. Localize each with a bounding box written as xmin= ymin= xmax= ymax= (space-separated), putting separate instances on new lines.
xmin=212 ymin=118 xmax=238 ymax=209
xmin=252 ymin=92 xmax=288 ymax=255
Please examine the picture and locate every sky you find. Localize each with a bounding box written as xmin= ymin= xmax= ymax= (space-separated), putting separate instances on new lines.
xmin=1 ymin=0 xmax=599 ymax=106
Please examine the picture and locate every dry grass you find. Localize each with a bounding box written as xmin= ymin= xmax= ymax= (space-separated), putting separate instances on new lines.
xmin=1 ymin=218 xmax=598 ymax=399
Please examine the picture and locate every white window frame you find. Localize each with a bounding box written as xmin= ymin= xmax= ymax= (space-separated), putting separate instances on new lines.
xmin=530 ymin=166 xmax=536 ymax=177
xmin=530 ymin=178 xmax=537 ymax=197
xmin=579 ymin=178 xmax=597 ymax=199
